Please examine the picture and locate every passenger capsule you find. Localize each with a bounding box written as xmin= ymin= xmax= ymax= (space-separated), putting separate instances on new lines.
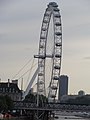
xmin=44 ymin=12 xmax=50 ymax=16
xmin=53 ymin=8 xmax=59 ymax=12
xmin=54 ymin=65 xmax=60 ymax=69
xmin=53 ymin=76 xmax=59 ymax=80
xmin=51 ymin=85 xmax=57 ymax=90
xmin=43 ymin=19 xmax=49 ymax=23
xmin=48 ymin=2 xmax=58 ymax=7
xmin=39 ymin=81 xmax=44 ymax=84
xmin=54 ymin=14 xmax=61 ymax=18
xmin=55 ymin=42 xmax=62 ymax=46
xmin=42 ymin=27 xmax=47 ymax=31
xmin=55 ymin=32 xmax=62 ymax=36
xmin=38 ymin=73 xmax=44 ymax=76
xmin=40 ymin=36 xmax=46 ymax=39
xmin=55 ymin=54 xmax=61 ymax=58
xmin=50 ymin=94 xmax=56 ymax=98
xmin=55 ymin=22 xmax=61 ymax=26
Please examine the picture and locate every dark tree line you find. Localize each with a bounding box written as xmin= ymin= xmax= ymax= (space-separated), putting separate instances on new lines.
xmin=24 ymin=93 xmax=48 ymax=106
xmin=66 ymin=95 xmax=90 ymax=105
xmin=0 ymin=95 xmax=13 ymax=112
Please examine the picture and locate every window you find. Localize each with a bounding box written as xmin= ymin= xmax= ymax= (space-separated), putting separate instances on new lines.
xmin=3 ymin=88 xmax=5 ymax=92
xmin=6 ymin=88 xmax=8 ymax=92
xmin=13 ymin=88 xmax=15 ymax=93
xmin=9 ymin=88 xmax=11 ymax=93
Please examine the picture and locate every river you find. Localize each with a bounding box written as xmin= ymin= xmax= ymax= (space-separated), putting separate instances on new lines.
xmin=1 ymin=111 xmax=89 ymax=120
xmin=54 ymin=111 xmax=89 ymax=120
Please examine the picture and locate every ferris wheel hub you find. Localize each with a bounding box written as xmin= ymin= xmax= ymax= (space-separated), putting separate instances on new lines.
xmin=34 ymin=54 xmax=53 ymax=59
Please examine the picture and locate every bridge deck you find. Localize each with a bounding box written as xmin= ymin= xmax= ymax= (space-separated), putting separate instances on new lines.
xmin=13 ymin=101 xmax=90 ymax=111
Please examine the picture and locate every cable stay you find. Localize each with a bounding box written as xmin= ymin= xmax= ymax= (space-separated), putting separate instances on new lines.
xmin=11 ymin=56 xmax=33 ymax=79
xmin=17 ymin=62 xmax=37 ymax=80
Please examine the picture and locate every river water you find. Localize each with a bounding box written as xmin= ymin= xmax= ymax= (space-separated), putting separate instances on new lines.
xmin=54 ymin=111 xmax=89 ymax=120
xmin=3 ymin=116 xmax=88 ymax=120
xmin=2 ymin=111 xmax=89 ymax=120
xmin=54 ymin=115 xmax=88 ymax=120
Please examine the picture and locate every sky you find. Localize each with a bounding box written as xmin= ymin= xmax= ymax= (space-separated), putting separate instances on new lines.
xmin=0 ymin=0 xmax=90 ymax=95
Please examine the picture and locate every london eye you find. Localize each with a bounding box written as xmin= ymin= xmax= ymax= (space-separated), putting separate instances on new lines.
xmin=34 ymin=2 xmax=62 ymax=104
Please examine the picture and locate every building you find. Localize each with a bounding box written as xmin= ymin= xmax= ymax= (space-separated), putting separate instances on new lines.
xmin=58 ymin=75 xmax=68 ymax=101
xmin=60 ymin=95 xmax=77 ymax=103
xmin=12 ymin=79 xmax=18 ymax=85
xmin=0 ymin=79 xmax=22 ymax=101
xmin=78 ymin=90 xmax=85 ymax=96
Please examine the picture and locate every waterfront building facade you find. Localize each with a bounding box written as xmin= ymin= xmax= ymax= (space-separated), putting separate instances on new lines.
xmin=0 ymin=80 xmax=21 ymax=101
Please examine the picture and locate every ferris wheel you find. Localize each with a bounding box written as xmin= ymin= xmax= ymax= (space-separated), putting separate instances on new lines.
xmin=34 ymin=2 xmax=62 ymax=103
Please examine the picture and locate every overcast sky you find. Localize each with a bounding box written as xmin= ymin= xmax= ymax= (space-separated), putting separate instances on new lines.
xmin=0 ymin=0 xmax=90 ymax=95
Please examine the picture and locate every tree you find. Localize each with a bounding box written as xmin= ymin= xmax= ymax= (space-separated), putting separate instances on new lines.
xmin=5 ymin=95 xmax=13 ymax=110
xmin=24 ymin=93 xmax=48 ymax=106
xmin=0 ymin=95 xmax=13 ymax=112
xmin=24 ymin=93 xmax=36 ymax=103
xmin=66 ymin=95 xmax=90 ymax=105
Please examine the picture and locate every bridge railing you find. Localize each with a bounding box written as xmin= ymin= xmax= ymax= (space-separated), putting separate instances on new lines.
xmin=13 ymin=101 xmax=90 ymax=111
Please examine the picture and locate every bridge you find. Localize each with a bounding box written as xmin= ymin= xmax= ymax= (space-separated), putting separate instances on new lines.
xmin=13 ymin=101 xmax=90 ymax=112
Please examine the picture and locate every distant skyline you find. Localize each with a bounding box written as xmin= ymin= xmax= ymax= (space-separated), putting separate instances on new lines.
xmin=0 ymin=0 xmax=90 ymax=94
